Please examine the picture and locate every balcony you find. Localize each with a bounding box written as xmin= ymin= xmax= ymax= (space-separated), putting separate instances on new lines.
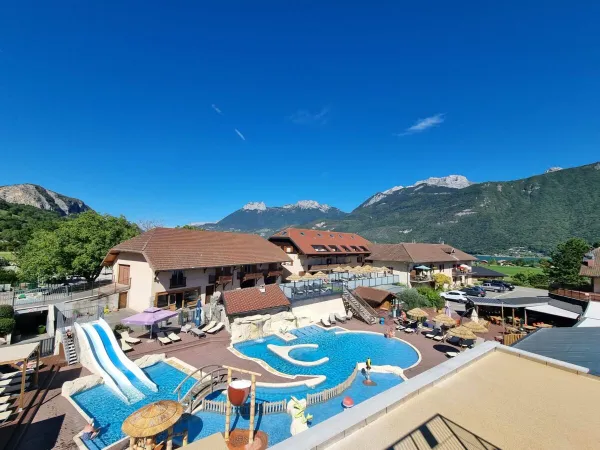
xmin=452 ymin=269 xmax=472 ymax=277
xmin=410 ymin=275 xmax=432 ymax=283
xmin=280 ymin=274 xmax=400 ymax=301
xmin=551 ymin=288 xmax=600 ymax=303
xmin=238 ymin=272 xmax=264 ymax=282
xmin=169 ymin=277 xmax=186 ymax=289
xmin=267 ymin=270 xmax=283 ymax=278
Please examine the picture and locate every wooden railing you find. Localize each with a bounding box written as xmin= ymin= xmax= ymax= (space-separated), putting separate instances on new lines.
xmin=201 ymin=398 xmax=287 ymax=415
xmin=551 ymin=289 xmax=600 ymax=302
xmin=307 ymin=364 xmax=359 ymax=406
xmin=503 ymin=333 xmax=526 ymax=346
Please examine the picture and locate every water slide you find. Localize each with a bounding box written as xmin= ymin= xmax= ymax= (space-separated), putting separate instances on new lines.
xmin=75 ymin=318 xmax=157 ymax=402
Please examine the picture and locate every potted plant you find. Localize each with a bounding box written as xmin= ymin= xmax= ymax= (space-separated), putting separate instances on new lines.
xmin=37 ymin=324 xmax=46 ymax=334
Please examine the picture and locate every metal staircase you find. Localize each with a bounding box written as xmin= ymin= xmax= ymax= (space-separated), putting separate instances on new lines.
xmin=174 ymin=365 xmax=229 ymax=413
xmin=63 ymin=332 xmax=78 ymax=365
xmin=342 ymin=286 xmax=378 ymax=325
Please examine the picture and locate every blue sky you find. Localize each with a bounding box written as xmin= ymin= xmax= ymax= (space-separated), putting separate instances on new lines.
xmin=1 ymin=2 xmax=599 ymax=225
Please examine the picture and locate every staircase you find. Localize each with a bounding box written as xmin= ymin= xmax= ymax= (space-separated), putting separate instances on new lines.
xmin=175 ymin=365 xmax=229 ymax=413
xmin=62 ymin=332 xmax=78 ymax=365
xmin=342 ymin=287 xmax=378 ymax=325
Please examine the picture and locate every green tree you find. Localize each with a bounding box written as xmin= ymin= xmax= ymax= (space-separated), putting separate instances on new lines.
xmin=398 ymin=288 xmax=428 ymax=310
xmin=545 ymin=238 xmax=590 ymax=288
xmin=416 ymin=286 xmax=445 ymax=310
xmin=18 ymin=211 xmax=139 ymax=283
xmin=432 ymin=273 xmax=451 ymax=289
xmin=177 ymin=224 xmax=206 ymax=230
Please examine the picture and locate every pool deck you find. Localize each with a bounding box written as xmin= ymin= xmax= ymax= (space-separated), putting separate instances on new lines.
xmin=25 ymin=310 xmax=507 ymax=449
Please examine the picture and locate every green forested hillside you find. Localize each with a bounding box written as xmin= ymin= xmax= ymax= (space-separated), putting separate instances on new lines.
xmin=311 ymin=162 xmax=600 ymax=254
xmin=0 ymin=199 xmax=61 ymax=251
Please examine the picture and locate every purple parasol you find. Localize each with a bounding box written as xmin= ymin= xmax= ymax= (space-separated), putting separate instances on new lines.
xmin=121 ymin=307 xmax=178 ymax=338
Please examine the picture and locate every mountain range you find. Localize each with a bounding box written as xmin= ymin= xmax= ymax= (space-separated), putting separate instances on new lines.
xmin=0 ymin=184 xmax=91 ymax=216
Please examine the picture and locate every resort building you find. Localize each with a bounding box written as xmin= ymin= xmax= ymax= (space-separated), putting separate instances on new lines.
xmin=581 ymin=246 xmax=600 ymax=293
xmin=268 ymin=228 xmax=372 ymax=277
xmin=101 ymin=227 xmax=290 ymax=311
xmin=366 ymin=243 xmax=477 ymax=287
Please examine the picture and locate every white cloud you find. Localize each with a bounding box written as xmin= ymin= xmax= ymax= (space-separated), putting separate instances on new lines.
xmin=211 ymin=104 xmax=223 ymax=115
xmin=234 ymin=128 xmax=246 ymax=141
xmin=289 ymin=107 xmax=330 ymax=125
xmin=397 ymin=113 xmax=445 ymax=136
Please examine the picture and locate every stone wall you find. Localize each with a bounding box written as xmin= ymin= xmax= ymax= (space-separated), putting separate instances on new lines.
xmin=230 ymin=311 xmax=311 ymax=344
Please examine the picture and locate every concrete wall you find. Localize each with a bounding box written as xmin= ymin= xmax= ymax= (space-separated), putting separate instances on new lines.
xmin=291 ymin=295 xmax=347 ymax=323
xmin=370 ymin=260 xmax=411 ymax=285
xmin=593 ymin=278 xmax=600 ymax=294
xmin=113 ymin=252 xmax=154 ymax=311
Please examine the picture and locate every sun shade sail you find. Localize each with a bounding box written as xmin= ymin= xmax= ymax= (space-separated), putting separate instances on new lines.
xmin=122 ymin=307 xmax=179 ymax=325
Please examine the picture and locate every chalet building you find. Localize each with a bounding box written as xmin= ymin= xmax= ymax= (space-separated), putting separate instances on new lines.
xmin=581 ymin=247 xmax=600 ymax=293
xmin=366 ymin=243 xmax=477 ymax=288
xmin=268 ymin=228 xmax=372 ymax=277
xmin=102 ymin=227 xmax=290 ymax=312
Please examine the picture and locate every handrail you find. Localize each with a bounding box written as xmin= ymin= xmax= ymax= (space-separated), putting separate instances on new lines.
xmin=306 ymin=364 xmax=359 ymax=406
xmin=348 ymin=287 xmax=379 ymax=317
xmin=173 ymin=364 xmax=223 ymax=397
xmin=179 ymin=367 xmax=229 ymax=405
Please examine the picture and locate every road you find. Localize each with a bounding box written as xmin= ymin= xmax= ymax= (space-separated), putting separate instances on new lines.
xmin=484 ymin=285 xmax=549 ymax=299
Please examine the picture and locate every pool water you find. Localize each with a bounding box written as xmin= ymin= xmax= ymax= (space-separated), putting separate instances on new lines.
xmin=234 ymin=325 xmax=419 ymax=392
xmin=72 ymin=362 xmax=196 ymax=449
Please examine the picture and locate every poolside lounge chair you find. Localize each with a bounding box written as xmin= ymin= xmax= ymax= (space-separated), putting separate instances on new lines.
xmin=120 ymin=339 xmax=133 ymax=352
xmin=0 ymin=403 xmax=12 ymax=412
xmin=329 ymin=313 xmax=337 ymax=325
xmin=0 ymin=396 xmax=12 ymax=405
xmin=0 ymin=384 xmax=29 ymax=395
xmin=181 ymin=324 xmax=192 ymax=333
xmin=346 ymin=310 xmax=353 ymax=320
xmin=206 ymin=322 xmax=224 ymax=334
xmin=0 ymin=370 xmax=32 ymax=380
xmin=157 ymin=332 xmax=172 ymax=345
xmin=446 ymin=336 xmax=461 ymax=346
xmin=334 ymin=312 xmax=347 ymax=322
xmin=190 ymin=328 xmax=206 ymax=338
xmin=321 ymin=317 xmax=331 ymax=327
xmin=167 ymin=332 xmax=181 ymax=342
xmin=425 ymin=329 xmax=441 ymax=339
xmin=200 ymin=321 xmax=216 ymax=332
xmin=0 ymin=410 xmax=15 ymax=424
xmin=446 ymin=352 xmax=459 ymax=358
xmin=0 ymin=376 xmax=28 ymax=387
xmin=120 ymin=331 xmax=141 ymax=344
xmin=433 ymin=333 xmax=447 ymax=342
xmin=460 ymin=339 xmax=475 ymax=349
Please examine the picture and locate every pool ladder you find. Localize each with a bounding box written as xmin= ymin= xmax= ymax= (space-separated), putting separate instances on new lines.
xmin=174 ymin=365 xmax=230 ymax=413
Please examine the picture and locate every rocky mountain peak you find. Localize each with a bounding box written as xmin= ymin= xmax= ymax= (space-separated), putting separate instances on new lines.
xmin=0 ymin=183 xmax=90 ymax=216
xmin=410 ymin=175 xmax=473 ymax=189
xmin=545 ymin=167 xmax=563 ymax=173
xmin=242 ymin=201 xmax=267 ymax=212
xmin=283 ymin=200 xmax=331 ymax=212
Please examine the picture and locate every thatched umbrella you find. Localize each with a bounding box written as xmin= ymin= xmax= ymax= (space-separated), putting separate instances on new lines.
xmin=407 ymin=308 xmax=428 ymax=319
xmin=286 ymin=274 xmax=302 ymax=282
xmin=361 ymin=265 xmax=373 ymax=271
xmin=314 ymin=271 xmax=329 ymax=279
xmin=343 ymin=265 xmax=354 ymax=271
xmin=434 ymin=314 xmax=456 ymax=327
xmin=332 ymin=266 xmax=345 ymax=273
xmin=463 ymin=321 xmax=488 ymax=334
xmin=122 ymin=401 xmax=184 ymax=449
xmin=301 ymin=273 xmax=316 ymax=280
xmin=448 ymin=326 xmax=477 ymax=340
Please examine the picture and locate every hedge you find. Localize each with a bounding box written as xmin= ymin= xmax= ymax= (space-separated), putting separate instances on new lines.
xmin=0 ymin=305 xmax=14 ymax=320
xmin=0 ymin=318 xmax=16 ymax=336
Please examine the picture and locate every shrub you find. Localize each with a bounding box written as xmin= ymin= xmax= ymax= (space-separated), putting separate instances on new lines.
xmin=416 ymin=286 xmax=445 ymax=310
xmin=432 ymin=273 xmax=451 ymax=289
xmin=511 ymin=272 xmax=529 ymax=285
xmin=0 ymin=305 xmax=14 ymax=320
xmin=527 ymin=273 xmax=549 ymax=289
xmin=398 ymin=288 xmax=428 ymax=310
xmin=113 ymin=323 xmax=132 ymax=336
xmin=0 ymin=318 xmax=16 ymax=336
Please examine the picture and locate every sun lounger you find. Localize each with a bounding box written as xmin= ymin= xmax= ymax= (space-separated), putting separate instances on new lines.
xmin=0 ymin=370 xmax=32 ymax=380
xmin=334 ymin=312 xmax=346 ymax=322
xmin=190 ymin=328 xmax=206 ymax=338
xmin=181 ymin=324 xmax=192 ymax=333
xmin=0 ymin=403 xmax=12 ymax=412
xmin=329 ymin=313 xmax=337 ymax=324
xmin=446 ymin=336 xmax=461 ymax=346
xmin=425 ymin=330 xmax=440 ymax=339
xmin=200 ymin=321 xmax=216 ymax=332
xmin=0 ymin=383 xmax=29 ymax=395
xmin=321 ymin=317 xmax=331 ymax=327
xmin=120 ymin=339 xmax=133 ymax=352
xmin=205 ymin=322 xmax=224 ymax=334
xmin=0 ymin=410 xmax=15 ymax=424
xmin=460 ymin=339 xmax=475 ymax=349
xmin=404 ymin=327 xmax=416 ymax=333
xmin=346 ymin=310 xmax=353 ymax=320
xmin=0 ymin=396 xmax=12 ymax=405
xmin=157 ymin=332 xmax=172 ymax=345
xmin=446 ymin=352 xmax=459 ymax=358
xmin=0 ymin=376 xmax=28 ymax=388
xmin=120 ymin=331 xmax=141 ymax=344
xmin=167 ymin=332 xmax=181 ymax=342
xmin=433 ymin=333 xmax=447 ymax=342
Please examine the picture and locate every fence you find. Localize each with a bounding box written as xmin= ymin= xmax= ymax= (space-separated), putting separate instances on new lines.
xmin=202 ymin=398 xmax=287 ymax=416
xmin=551 ymin=289 xmax=600 ymax=303
xmin=39 ymin=336 xmax=56 ymax=357
xmin=57 ymin=304 xmax=104 ymax=330
xmin=307 ymin=364 xmax=359 ymax=406
xmin=503 ymin=333 xmax=527 ymax=346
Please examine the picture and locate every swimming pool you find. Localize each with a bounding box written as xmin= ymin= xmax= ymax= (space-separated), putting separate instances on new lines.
xmin=234 ymin=325 xmax=420 ymax=393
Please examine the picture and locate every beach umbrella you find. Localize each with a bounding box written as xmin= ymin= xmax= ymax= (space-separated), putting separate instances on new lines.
xmin=434 ymin=314 xmax=456 ymax=327
xmin=407 ymin=308 xmax=428 ymax=319
xmin=301 ymin=273 xmax=315 ymax=280
xmin=463 ymin=321 xmax=488 ymax=334
xmin=286 ymin=274 xmax=302 ymax=282
xmin=332 ymin=266 xmax=345 ymax=273
xmin=414 ymin=265 xmax=431 ymax=270
xmin=343 ymin=265 xmax=354 ymax=271
xmin=122 ymin=400 xmax=183 ymax=438
xmin=362 ymin=265 xmax=373 ymax=271
xmin=314 ymin=271 xmax=329 ymax=280
xmin=448 ymin=326 xmax=477 ymax=340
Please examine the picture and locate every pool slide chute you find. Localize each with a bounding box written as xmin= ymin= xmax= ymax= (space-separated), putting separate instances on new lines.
xmin=74 ymin=322 xmax=129 ymax=403
xmin=93 ymin=318 xmax=157 ymax=392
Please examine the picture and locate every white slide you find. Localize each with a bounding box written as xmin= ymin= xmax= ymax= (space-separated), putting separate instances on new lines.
xmin=94 ymin=319 xmax=157 ymax=392
xmin=74 ymin=322 xmax=129 ymax=403
xmin=81 ymin=323 xmax=144 ymax=402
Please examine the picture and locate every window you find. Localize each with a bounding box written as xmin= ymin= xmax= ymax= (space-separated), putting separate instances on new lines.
xmin=359 ymin=246 xmax=368 ymax=251
xmin=311 ymin=245 xmax=328 ymax=252
xmin=169 ymin=270 xmax=186 ymax=288
xmin=338 ymin=234 xmax=343 ymax=238
xmin=243 ymin=264 xmax=256 ymax=273
xmin=156 ymin=294 xmax=168 ymax=308
xmin=330 ymin=234 xmax=334 ymax=237
xmin=350 ymin=235 xmax=355 ymax=239
xmin=438 ymin=264 xmax=444 ymax=271
xmin=357 ymin=256 xmax=364 ymax=263
xmin=341 ymin=245 xmax=351 ymax=252
xmin=284 ymin=246 xmax=294 ymax=253
xmin=317 ymin=233 xmax=322 ymax=237
xmin=350 ymin=246 xmax=360 ymax=251
xmin=300 ymin=232 xmax=305 ymax=235
xmin=328 ymin=245 xmax=340 ymax=252
xmin=281 ymin=231 xmax=287 ymax=235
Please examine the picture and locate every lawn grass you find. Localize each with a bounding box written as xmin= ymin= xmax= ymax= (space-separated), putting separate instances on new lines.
xmin=485 ymin=264 xmax=543 ymax=276
xmin=0 ymin=251 xmax=15 ymax=262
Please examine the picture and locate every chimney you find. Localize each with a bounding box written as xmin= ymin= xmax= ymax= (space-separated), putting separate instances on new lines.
xmin=258 ymin=285 xmax=266 ymax=293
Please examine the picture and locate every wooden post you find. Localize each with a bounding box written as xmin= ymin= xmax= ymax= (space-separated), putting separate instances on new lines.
xmin=19 ymin=358 xmax=27 ymax=410
xmin=524 ymin=308 xmax=528 ymax=326
xmin=166 ymin=426 xmax=174 ymax=450
xmin=249 ymin=374 xmax=256 ymax=444
xmin=183 ymin=429 xmax=189 ymax=446
xmin=129 ymin=437 xmax=135 ymax=450
xmin=224 ymin=367 xmax=232 ymax=442
xmin=512 ymin=308 xmax=515 ymax=326
xmin=34 ymin=347 xmax=40 ymax=387
xmin=501 ymin=303 xmax=505 ymax=332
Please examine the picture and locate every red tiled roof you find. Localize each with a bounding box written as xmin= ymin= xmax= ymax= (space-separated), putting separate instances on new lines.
xmin=367 ymin=243 xmax=476 ymax=264
xmin=353 ymin=286 xmax=395 ymax=305
xmin=269 ymin=228 xmax=372 ymax=256
xmin=223 ymin=284 xmax=290 ymax=315
xmin=102 ymin=227 xmax=290 ymax=271
xmin=580 ymin=248 xmax=600 ymax=277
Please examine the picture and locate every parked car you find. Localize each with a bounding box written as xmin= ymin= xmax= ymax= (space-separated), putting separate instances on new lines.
xmin=440 ymin=290 xmax=469 ymax=302
xmin=490 ymin=279 xmax=515 ymax=291
xmin=481 ymin=282 xmax=506 ymax=292
xmin=461 ymin=286 xmax=486 ymax=297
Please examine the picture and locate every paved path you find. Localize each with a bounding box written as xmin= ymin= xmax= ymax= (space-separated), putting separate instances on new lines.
xmin=486 ymin=286 xmax=548 ymax=299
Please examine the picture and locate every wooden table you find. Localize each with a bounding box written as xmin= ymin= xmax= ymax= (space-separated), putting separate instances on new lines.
xmin=489 ymin=316 xmax=502 ymax=325
xmin=523 ymin=325 xmax=536 ymax=332
xmin=535 ymin=323 xmax=553 ymax=328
